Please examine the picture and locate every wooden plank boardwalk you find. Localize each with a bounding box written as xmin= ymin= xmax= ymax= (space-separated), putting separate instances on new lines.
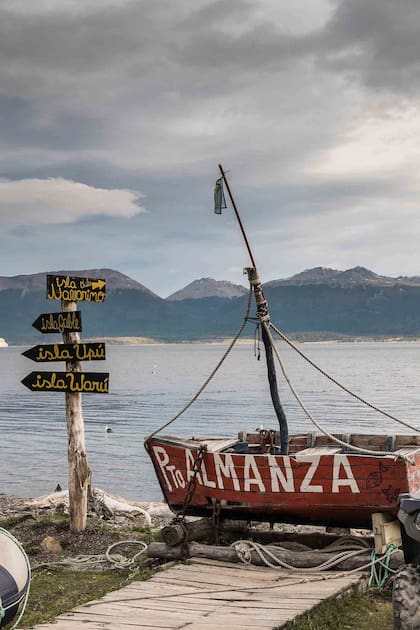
xmin=33 ymin=558 xmax=364 ymax=630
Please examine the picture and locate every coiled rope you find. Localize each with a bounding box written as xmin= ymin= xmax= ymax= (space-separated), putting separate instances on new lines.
xmin=32 ymin=540 xmax=148 ymax=572
xmin=263 ymin=321 xmax=418 ymax=462
xmin=144 ymin=285 xmax=253 ymax=441
xmin=232 ymin=538 xmax=400 ymax=588
xmin=232 ymin=537 xmax=371 ymax=573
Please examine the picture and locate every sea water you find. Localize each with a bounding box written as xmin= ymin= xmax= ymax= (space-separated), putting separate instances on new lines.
xmin=1 ymin=341 xmax=419 ymax=501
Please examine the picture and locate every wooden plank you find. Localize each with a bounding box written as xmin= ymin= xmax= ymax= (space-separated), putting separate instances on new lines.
xmin=60 ymin=610 xmax=187 ymax=628
xmin=80 ymin=600 xmax=210 ymax=616
xmin=176 ymin=563 xmax=282 ymax=580
xmin=103 ymin=583 xmax=198 ymax=596
xmin=67 ymin=609 xmax=193 ymax=625
xmin=36 ymin=623 xmax=171 ymax=630
xmin=33 ymin=562 xmax=364 ymax=630
xmin=181 ymin=624 xmax=275 ymax=630
xmin=294 ymin=447 xmax=342 ymax=456
xmin=221 ymin=612 xmax=311 ymax=622
xmin=152 ymin=571 xmax=267 ymax=587
xmin=202 ymin=439 xmax=240 ymax=453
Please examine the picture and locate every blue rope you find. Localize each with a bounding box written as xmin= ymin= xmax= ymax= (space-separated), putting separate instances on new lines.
xmin=369 ymin=544 xmax=398 ymax=588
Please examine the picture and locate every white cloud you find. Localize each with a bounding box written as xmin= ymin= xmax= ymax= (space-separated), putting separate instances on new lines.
xmin=305 ymin=104 xmax=420 ymax=180
xmin=0 ymin=178 xmax=145 ymax=224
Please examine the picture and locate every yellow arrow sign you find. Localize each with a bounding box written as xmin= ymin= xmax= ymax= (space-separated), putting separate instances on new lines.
xmin=47 ymin=275 xmax=106 ymax=302
xmin=92 ymin=280 xmax=106 ymax=290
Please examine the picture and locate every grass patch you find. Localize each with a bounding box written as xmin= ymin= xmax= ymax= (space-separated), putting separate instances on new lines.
xmin=1 ymin=511 xmax=158 ymax=628
xmin=283 ymin=588 xmax=393 ymax=630
xmin=10 ymin=567 xmax=152 ymax=628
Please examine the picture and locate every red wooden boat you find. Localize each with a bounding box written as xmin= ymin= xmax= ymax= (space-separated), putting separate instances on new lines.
xmin=145 ymin=165 xmax=420 ymax=530
xmin=146 ymin=432 xmax=420 ymax=528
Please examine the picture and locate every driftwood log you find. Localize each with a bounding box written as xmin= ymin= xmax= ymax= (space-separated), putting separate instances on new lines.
xmin=248 ymin=530 xmax=373 ymax=549
xmin=148 ymin=541 xmax=404 ymax=571
xmin=161 ymin=518 xmax=249 ymax=546
xmin=161 ymin=518 xmax=374 ymax=551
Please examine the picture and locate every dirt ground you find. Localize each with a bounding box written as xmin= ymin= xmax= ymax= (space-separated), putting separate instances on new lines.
xmin=0 ymin=491 xmax=164 ymax=566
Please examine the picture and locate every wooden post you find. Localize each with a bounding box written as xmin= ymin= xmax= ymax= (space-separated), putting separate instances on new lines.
xmin=161 ymin=518 xmax=249 ymax=546
xmin=62 ymin=300 xmax=90 ymax=532
xmin=372 ymin=512 xmax=402 ymax=554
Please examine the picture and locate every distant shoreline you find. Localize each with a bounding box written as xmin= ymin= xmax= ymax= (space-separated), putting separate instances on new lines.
xmin=4 ymin=335 xmax=420 ymax=348
xmin=83 ymin=335 xmax=420 ymax=345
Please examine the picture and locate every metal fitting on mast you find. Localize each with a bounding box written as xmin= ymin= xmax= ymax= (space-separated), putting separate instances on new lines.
xmin=245 ymin=267 xmax=270 ymax=323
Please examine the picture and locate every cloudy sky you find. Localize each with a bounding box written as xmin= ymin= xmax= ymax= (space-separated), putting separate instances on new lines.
xmin=1 ymin=0 xmax=420 ymax=296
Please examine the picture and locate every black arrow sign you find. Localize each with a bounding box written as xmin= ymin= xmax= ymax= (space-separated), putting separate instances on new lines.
xmin=22 ymin=371 xmax=109 ymax=393
xmin=22 ymin=343 xmax=106 ymax=363
xmin=46 ymin=275 xmax=106 ymax=302
xmin=32 ymin=311 xmax=82 ymax=334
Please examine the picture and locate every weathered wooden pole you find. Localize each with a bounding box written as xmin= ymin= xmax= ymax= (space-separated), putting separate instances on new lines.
xmin=62 ymin=300 xmax=90 ymax=532
xmin=22 ymin=274 xmax=107 ymax=531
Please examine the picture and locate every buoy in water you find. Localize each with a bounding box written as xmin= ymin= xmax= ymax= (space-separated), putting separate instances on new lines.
xmin=105 ymin=425 xmax=112 ymax=433
xmin=0 ymin=528 xmax=30 ymax=627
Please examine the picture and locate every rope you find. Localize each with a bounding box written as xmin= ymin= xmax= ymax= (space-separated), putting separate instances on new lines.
xmin=232 ymin=538 xmax=369 ymax=573
xmin=0 ymin=527 xmax=31 ymax=630
xmin=32 ymin=540 xmax=148 ymax=572
xmin=104 ymin=546 xmax=402 ymax=608
xmin=231 ymin=538 xmax=402 ymax=592
xmin=144 ymin=285 xmax=253 ymax=441
xmin=263 ymin=322 xmax=416 ymax=462
xmin=270 ymin=322 xmax=420 ymax=434
xmin=368 ymin=543 xmax=398 ymax=587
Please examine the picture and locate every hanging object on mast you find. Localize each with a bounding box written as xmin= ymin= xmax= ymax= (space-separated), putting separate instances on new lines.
xmin=214 ymin=177 xmax=227 ymax=214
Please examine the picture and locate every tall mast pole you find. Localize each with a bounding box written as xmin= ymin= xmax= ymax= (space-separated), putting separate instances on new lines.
xmin=218 ymin=164 xmax=257 ymax=268
xmin=218 ymin=164 xmax=289 ymax=454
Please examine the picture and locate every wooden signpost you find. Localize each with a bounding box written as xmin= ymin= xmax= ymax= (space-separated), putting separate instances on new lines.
xmin=46 ymin=275 xmax=106 ymax=303
xmin=32 ymin=311 xmax=82 ymax=334
xmin=22 ymin=274 xmax=108 ymax=533
xmin=22 ymin=342 xmax=105 ymax=362
xmin=21 ymin=371 xmax=109 ymax=392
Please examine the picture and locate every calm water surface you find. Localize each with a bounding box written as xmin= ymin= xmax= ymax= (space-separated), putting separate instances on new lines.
xmin=1 ymin=341 xmax=420 ymax=500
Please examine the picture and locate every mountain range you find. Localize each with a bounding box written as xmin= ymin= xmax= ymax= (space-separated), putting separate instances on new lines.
xmin=2 ymin=266 xmax=420 ymax=344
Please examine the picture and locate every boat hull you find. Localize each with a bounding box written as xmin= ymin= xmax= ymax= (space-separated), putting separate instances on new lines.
xmin=146 ymin=435 xmax=420 ymax=528
xmin=0 ymin=529 xmax=30 ymax=627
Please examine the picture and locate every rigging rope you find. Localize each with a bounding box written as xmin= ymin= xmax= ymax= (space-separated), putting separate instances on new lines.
xmin=144 ymin=285 xmax=253 ymax=441
xmin=144 ymin=268 xmax=419 ymax=458
xmin=269 ymin=322 xmax=420 ymax=434
xmin=262 ymin=322 xmax=417 ymax=462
